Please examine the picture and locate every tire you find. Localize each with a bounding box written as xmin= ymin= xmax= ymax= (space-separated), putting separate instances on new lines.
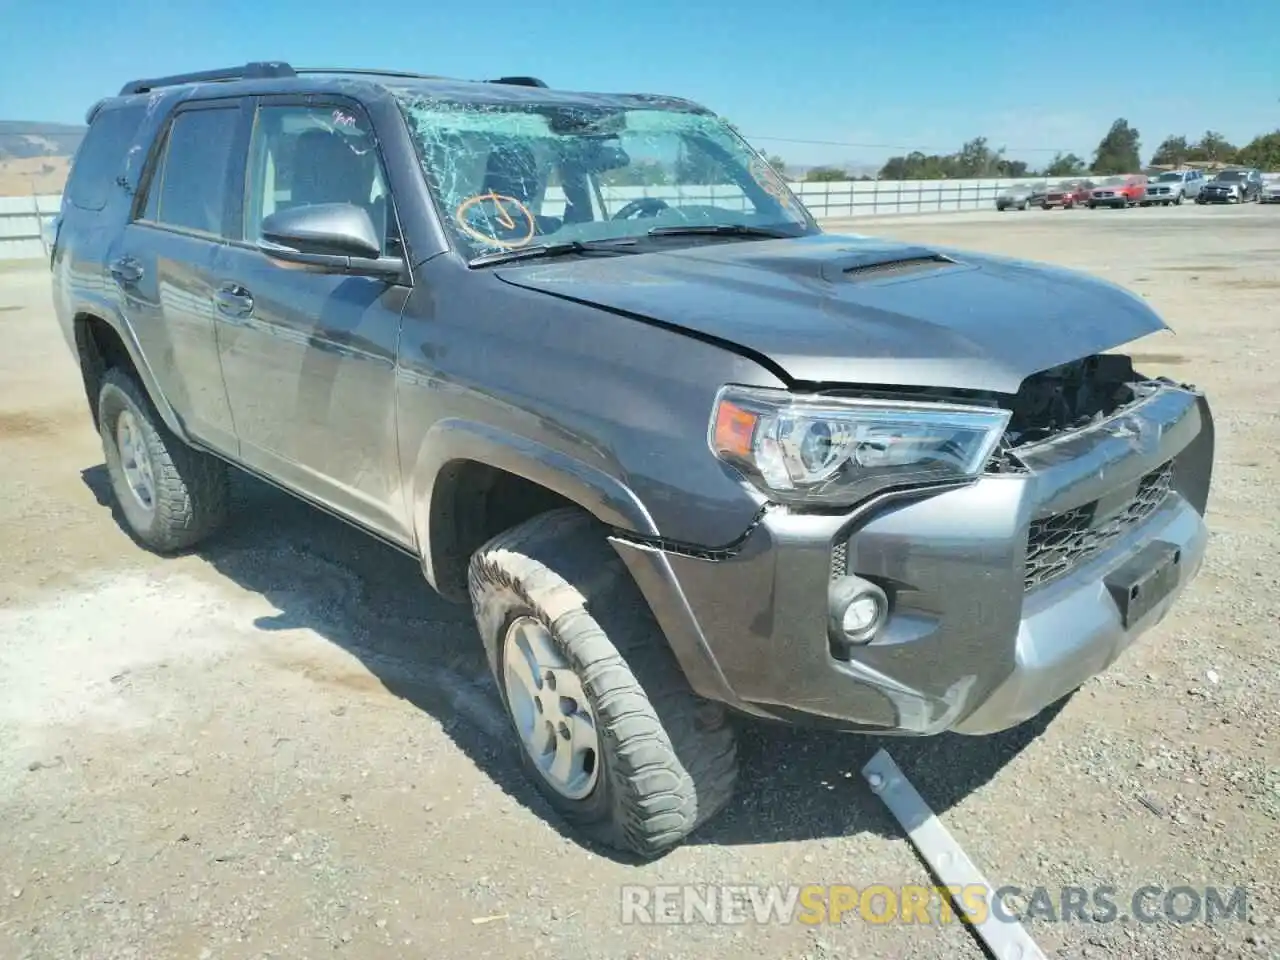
xmin=1174 ymin=194 xmax=1183 ymax=205
xmin=467 ymin=507 xmax=738 ymax=859
xmin=98 ymin=368 xmax=229 ymax=552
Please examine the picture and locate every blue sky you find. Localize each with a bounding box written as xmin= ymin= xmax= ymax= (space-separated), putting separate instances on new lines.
xmin=1 ymin=0 xmax=1276 ymax=168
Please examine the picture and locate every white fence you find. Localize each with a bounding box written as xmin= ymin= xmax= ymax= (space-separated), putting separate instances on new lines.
xmin=0 ymin=194 xmax=61 ymax=261
xmin=4 ymin=174 xmax=1279 ymax=262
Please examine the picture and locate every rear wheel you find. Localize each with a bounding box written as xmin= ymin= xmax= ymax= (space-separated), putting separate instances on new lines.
xmin=468 ymin=508 xmax=739 ymax=859
xmin=97 ymin=368 xmax=229 ymax=552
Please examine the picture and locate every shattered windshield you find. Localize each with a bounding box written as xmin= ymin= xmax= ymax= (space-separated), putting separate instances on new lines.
xmin=395 ymin=97 xmax=814 ymax=259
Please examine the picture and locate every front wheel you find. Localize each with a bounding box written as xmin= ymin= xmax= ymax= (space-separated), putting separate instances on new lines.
xmin=98 ymin=368 xmax=229 ymax=552
xmin=468 ymin=508 xmax=739 ymax=859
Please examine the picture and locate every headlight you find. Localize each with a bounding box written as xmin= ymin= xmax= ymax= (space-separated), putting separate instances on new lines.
xmin=709 ymin=385 xmax=1011 ymax=506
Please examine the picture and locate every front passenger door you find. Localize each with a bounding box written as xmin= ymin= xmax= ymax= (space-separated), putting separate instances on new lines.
xmin=213 ymin=98 xmax=413 ymax=544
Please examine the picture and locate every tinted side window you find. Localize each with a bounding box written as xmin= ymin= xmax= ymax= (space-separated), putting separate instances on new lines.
xmin=243 ymin=103 xmax=401 ymax=255
xmin=147 ymin=106 xmax=239 ymax=236
xmin=65 ymin=104 xmax=148 ymax=211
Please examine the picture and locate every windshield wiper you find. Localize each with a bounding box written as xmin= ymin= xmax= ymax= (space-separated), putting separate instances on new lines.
xmin=646 ymin=223 xmax=801 ymax=239
xmin=468 ymin=238 xmax=638 ymax=267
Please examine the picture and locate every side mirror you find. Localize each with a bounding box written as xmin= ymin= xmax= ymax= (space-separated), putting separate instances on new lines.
xmin=258 ymin=203 xmax=404 ymax=279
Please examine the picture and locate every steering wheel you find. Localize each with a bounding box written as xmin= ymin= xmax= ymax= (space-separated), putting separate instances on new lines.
xmin=612 ymin=196 xmax=670 ymax=221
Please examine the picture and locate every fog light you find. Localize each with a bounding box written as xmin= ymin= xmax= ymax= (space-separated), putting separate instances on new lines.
xmin=828 ymin=574 xmax=889 ymax=647
xmin=842 ymin=594 xmax=882 ymax=635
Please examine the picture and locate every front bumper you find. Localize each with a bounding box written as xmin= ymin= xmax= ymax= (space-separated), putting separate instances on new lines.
xmin=1199 ymin=189 xmax=1239 ymax=202
xmin=611 ymin=383 xmax=1214 ymax=737
xmin=1261 ymin=192 xmax=1280 ymax=204
xmin=1090 ymin=194 xmax=1136 ymax=206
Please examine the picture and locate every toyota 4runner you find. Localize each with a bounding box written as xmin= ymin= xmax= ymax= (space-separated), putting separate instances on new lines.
xmin=48 ymin=62 xmax=1215 ymax=859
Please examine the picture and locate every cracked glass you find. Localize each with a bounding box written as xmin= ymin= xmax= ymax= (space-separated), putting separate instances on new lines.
xmin=394 ymin=94 xmax=813 ymax=258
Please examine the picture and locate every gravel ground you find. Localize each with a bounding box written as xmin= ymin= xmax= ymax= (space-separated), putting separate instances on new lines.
xmin=0 ymin=203 xmax=1277 ymax=959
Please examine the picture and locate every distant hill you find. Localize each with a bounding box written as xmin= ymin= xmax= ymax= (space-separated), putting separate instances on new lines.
xmin=0 ymin=120 xmax=85 ymax=197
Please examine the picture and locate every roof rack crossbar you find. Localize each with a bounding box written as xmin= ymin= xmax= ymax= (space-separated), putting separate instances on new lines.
xmin=118 ymin=61 xmax=296 ymax=96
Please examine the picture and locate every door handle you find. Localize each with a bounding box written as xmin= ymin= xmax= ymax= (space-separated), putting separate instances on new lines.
xmin=214 ymin=283 xmax=254 ymax=319
xmin=109 ymin=257 xmax=143 ymax=284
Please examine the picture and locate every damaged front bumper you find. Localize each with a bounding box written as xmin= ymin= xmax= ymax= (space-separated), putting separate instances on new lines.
xmin=610 ymin=381 xmax=1214 ymax=736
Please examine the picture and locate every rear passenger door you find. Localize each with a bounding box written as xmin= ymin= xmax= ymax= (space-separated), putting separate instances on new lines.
xmin=113 ymin=99 xmax=246 ymax=455
xmin=212 ymin=96 xmax=412 ymax=544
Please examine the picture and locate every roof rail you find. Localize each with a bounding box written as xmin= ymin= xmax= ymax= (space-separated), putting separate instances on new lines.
xmin=489 ymin=76 xmax=548 ymax=88
xmin=118 ymin=61 xmax=296 ymax=96
xmin=115 ymin=62 xmax=549 ymax=97
xmin=293 ymin=66 xmax=448 ymax=81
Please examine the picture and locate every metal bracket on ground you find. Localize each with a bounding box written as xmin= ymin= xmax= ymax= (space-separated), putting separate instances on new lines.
xmin=861 ymin=747 xmax=1049 ymax=960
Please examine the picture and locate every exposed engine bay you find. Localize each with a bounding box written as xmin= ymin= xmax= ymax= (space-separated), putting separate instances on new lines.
xmin=984 ymin=353 xmax=1161 ymax=473
xmin=1002 ymin=353 xmax=1146 ymax=447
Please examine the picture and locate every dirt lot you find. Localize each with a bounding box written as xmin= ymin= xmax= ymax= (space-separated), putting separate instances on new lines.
xmin=1 ymin=204 xmax=1277 ymax=960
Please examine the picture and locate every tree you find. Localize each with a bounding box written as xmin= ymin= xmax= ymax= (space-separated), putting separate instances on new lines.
xmin=1150 ymin=135 xmax=1190 ymax=167
xmin=1092 ymin=118 xmax=1141 ymax=175
xmin=953 ymin=137 xmax=1003 ymax=177
xmin=1186 ymin=130 xmax=1237 ymax=164
xmin=1237 ymin=130 xmax=1280 ymax=170
xmin=995 ymin=159 xmax=1029 ymax=178
xmin=804 ymin=166 xmax=849 ymax=182
xmin=1042 ymin=152 xmax=1088 ymax=177
xmin=765 ymin=154 xmax=788 ymax=177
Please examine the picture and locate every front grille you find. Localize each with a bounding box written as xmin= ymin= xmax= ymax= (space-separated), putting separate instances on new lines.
xmin=1095 ymin=191 xmax=1114 ymax=198
xmin=1024 ymin=461 xmax=1175 ymax=590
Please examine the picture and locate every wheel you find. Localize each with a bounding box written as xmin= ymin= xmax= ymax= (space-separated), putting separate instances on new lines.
xmin=1174 ymin=194 xmax=1183 ymax=205
xmin=1018 ymin=201 xmax=1028 ymax=211
xmin=468 ymin=508 xmax=738 ymax=859
xmin=97 ymin=367 xmax=229 ymax=552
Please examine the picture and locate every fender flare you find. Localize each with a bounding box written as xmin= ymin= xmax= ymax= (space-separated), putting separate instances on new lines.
xmin=409 ymin=417 xmax=660 ymax=590
xmin=73 ymin=302 xmax=192 ymax=444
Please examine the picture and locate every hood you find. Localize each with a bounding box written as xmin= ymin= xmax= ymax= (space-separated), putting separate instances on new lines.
xmin=1207 ymin=180 xmax=1240 ymax=189
xmin=494 ymin=234 xmax=1168 ymax=394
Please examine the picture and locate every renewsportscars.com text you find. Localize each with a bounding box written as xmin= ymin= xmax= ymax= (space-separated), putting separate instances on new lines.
xmin=620 ymin=884 xmax=1249 ymax=926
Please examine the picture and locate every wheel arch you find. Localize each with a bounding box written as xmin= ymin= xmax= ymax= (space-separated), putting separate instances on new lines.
xmin=72 ymin=310 xmax=189 ymax=441
xmin=411 ymin=419 xmax=660 ymax=602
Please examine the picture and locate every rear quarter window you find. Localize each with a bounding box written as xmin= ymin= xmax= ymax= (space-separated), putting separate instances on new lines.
xmin=65 ymin=104 xmax=149 ymax=212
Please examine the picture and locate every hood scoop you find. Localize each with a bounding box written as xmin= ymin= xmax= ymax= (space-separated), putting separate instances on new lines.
xmin=820 ymin=246 xmax=961 ymax=284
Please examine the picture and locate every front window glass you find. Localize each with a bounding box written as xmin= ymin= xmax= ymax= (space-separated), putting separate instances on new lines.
xmin=1100 ymin=176 xmax=1126 ymax=186
xmin=395 ymin=97 xmax=813 ymax=258
xmin=242 ymin=104 xmax=401 ymax=255
xmin=1215 ymin=170 xmax=1243 ymax=181
xmin=1155 ymin=172 xmax=1182 ymax=182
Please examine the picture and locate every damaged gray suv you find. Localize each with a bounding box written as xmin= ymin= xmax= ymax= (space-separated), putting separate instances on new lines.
xmin=49 ymin=62 xmax=1215 ymax=858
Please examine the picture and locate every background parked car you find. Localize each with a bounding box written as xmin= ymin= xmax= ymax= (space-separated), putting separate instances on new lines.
xmin=996 ymin=181 xmax=1049 ymax=210
xmin=1143 ymin=169 xmax=1205 ymax=205
xmin=1088 ymin=174 xmax=1148 ymax=208
xmin=1042 ymin=178 xmax=1095 ymax=209
xmin=1197 ymin=168 xmax=1264 ymax=203
xmin=1260 ymin=176 xmax=1280 ymax=204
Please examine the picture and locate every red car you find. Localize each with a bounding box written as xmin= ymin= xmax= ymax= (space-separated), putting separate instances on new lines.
xmin=1088 ymin=174 xmax=1148 ymax=209
xmin=1042 ymin=178 xmax=1095 ymax=209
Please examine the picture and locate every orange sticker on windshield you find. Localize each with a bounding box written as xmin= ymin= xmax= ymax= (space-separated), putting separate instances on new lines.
xmin=455 ymin=193 xmax=536 ymax=249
